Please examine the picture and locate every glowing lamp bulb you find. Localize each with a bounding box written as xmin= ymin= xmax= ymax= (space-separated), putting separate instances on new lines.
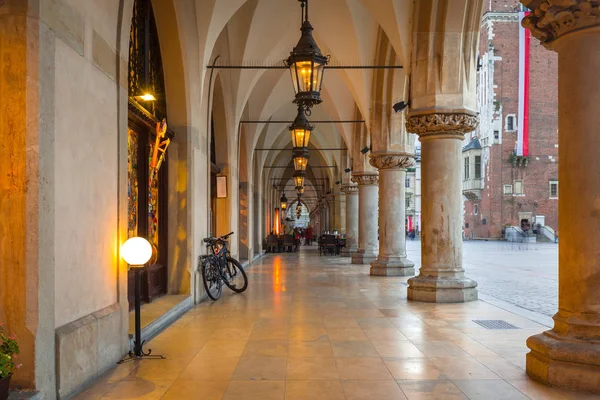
xmin=121 ymin=237 xmax=152 ymax=266
xmin=139 ymin=93 xmax=156 ymax=101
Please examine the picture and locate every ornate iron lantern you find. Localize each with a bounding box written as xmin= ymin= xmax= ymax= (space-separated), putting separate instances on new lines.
xmin=293 ymin=147 xmax=309 ymax=171
xmin=294 ymin=171 xmax=306 ymax=189
xmin=289 ymin=106 xmax=313 ymax=148
xmin=285 ymin=0 xmax=329 ymax=110
xmin=280 ymin=193 xmax=288 ymax=210
xmin=297 ymin=186 xmax=305 ymax=195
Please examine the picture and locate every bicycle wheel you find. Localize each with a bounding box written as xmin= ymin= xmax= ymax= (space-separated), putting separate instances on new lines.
xmin=202 ymin=257 xmax=222 ymax=300
xmin=222 ymin=257 xmax=248 ymax=293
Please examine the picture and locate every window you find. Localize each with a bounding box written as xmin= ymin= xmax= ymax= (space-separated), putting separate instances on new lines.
xmin=514 ymin=180 xmax=524 ymax=195
xmin=474 ymin=156 xmax=482 ymax=179
xmin=405 ymin=198 xmax=411 ymax=209
xmin=503 ymin=184 xmax=513 ymax=195
xmin=405 ymin=177 xmax=410 ymax=188
xmin=507 ymin=115 xmax=515 ymax=131
xmin=494 ymin=130 xmax=499 ymax=140
xmin=474 ymin=204 xmax=479 ymax=215
xmin=464 ymin=157 xmax=470 ymax=180
xmin=549 ymin=181 xmax=558 ymax=199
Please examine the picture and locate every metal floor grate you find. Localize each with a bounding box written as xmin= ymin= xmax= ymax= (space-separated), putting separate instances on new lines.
xmin=473 ymin=320 xmax=520 ymax=330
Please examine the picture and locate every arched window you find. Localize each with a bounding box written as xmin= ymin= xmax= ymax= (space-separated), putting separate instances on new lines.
xmin=506 ymin=115 xmax=516 ymax=132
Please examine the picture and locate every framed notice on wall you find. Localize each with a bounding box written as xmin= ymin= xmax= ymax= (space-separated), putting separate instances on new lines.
xmin=216 ymin=175 xmax=227 ymax=198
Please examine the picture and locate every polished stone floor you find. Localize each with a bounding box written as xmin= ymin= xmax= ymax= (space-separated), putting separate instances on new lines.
xmin=75 ymin=246 xmax=600 ymax=400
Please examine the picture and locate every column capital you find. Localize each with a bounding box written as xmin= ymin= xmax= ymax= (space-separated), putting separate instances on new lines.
xmin=369 ymin=154 xmax=415 ymax=170
xmin=406 ymin=112 xmax=478 ymax=139
xmin=351 ymin=173 xmax=379 ymax=186
xmin=340 ymin=185 xmax=359 ymax=194
xmin=522 ymin=0 xmax=600 ymax=49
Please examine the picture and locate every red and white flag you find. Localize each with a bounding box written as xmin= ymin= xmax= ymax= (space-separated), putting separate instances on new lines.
xmin=517 ymin=11 xmax=530 ymax=156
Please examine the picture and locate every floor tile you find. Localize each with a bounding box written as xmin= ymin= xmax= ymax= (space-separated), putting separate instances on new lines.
xmin=324 ymin=317 xmax=360 ymax=328
xmin=285 ymin=380 xmax=346 ymax=400
xmin=177 ymin=356 xmax=239 ymax=381
xmin=429 ymin=357 xmax=500 ymax=380
xmin=331 ymin=340 xmax=379 ymax=357
xmin=223 ymin=380 xmax=285 ymax=400
xmin=231 ymin=356 xmax=288 ymax=380
xmin=385 ymin=358 xmax=445 ymax=380
xmin=342 ymin=380 xmax=407 ymax=400
xmin=371 ymin=341 xmax=426 ymax=358
xmin=398 ymin=379 xmax=468 ymax=400
xmin=161 ymin=380 xmax=229 ymax=400
xmin=99 ymin=379 xmax=173 ymax=400
xmin=335 ymin=357 xmax=394 ymax=380
xmin=452 ymin=379 xmax=529 ymax=400
xmin=288 ymin=339 xmax=334 ymax=358
xmin=242 ymin=339 xmax=289 ymax=357
xmin=326 ymin=327 xmax=369 ymax=341
xmin=287 ymin=357 xmax=339 ymax=380
xmin=197 ymin=339 xmax=247 ymax=358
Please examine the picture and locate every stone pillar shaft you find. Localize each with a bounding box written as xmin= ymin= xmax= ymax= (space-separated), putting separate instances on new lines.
xmin=521 ymin=8 xmax=600 ymax=392
xmin=341 ymin=186 xmax=358 ymax=257
xmin=369 ymin=155 xmax=415 ymax=276
xmin=406 ymin=113 xmax=478 ymax=302
xmin=351 ymin=174 xmax=378 ymax=264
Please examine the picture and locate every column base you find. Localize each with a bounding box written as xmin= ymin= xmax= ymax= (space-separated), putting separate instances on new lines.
xmin=352 ymin=250 xmax=378 ymax=265
xmin=407 ymin=275 xmax=478 ymax=303
xmin=340 ymin=248 xmax=357 ymax=258
xmin=370 ymin=258 xmax=415 ymax=276
xmin=526 ymin=329 xmax=600 ymax=393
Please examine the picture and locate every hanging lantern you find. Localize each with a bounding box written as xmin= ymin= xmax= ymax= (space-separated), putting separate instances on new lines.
xmin=294 ymin=171 xmax=305 ymax=189
xmin=297 ymin=187 xmax=305 ymax=195
xmin=293 ymin=148 xmax=309 ymax=171
xmin=280 ymin=193 xmax=288 ymax=210
xmin=285 ymin=0 xmax=329 ymax=110
xmin=289 ymin=106 xmax=313 ymax=148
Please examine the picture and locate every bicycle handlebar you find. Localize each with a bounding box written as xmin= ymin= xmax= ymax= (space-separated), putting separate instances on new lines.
xmin=203 ymin=231 xmax=234 ymax=245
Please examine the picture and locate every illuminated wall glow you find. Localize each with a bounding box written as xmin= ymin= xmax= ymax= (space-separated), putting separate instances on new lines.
xmin=273 ymin=207 xmax=281 ymax=235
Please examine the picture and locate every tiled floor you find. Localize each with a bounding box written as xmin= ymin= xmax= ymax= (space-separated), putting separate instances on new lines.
xmin=75 ymin=246 xmax=600 ymax=399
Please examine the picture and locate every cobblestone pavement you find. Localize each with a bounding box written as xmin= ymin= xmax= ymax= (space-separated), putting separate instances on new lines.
xmin=406 ymin=240 xmax=558 ymax=317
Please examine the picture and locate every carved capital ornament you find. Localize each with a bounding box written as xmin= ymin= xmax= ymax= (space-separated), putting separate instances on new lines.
xmin=406 ymin=113 xmax=479 ymax=138
xmin=369 ymin=155 xmax=415 ymax=170
xmin=522 ymin=0 xmax=600 ymax=48
xmin=340 ymin=185 xmax=359 ymax=194
xmin=351 ymin=174 xmax=379 ymax=186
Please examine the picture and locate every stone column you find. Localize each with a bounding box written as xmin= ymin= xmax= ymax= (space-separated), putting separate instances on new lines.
xmin=520 ymin=4 xmax=600 ymax=393
xmin=369 ymin=155 xmax=415 ymax=276
xmin=351 ymin=174 xmax=379 ymax=264
xmin=406 ymin=113 xmax=478 ymax=302
xmin=340 ymin=185 xmax=358 ymax=257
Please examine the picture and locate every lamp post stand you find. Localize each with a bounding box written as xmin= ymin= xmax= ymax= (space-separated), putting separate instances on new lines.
xmin=118 ymin=266 xmax=165 ymax=364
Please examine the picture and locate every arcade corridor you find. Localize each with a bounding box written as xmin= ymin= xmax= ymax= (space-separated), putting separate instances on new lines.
xmin=74 ymin=247 xmax=594 ymax=400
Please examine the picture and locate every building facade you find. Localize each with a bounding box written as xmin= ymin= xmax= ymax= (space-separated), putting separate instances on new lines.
xmin=462 ymin=0 xmax=559 ymax=239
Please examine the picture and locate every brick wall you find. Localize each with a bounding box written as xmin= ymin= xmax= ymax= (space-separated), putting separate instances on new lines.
xmin=463 ymin=2 xmax=558 ymax=239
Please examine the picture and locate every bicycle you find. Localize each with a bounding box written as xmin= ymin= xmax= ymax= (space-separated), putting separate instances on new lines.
xmin=200 ymin=231 xmax=248 ymax=300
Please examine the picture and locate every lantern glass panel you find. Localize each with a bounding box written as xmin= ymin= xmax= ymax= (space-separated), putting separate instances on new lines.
xmin=291 ymin=128 xmax=311 ymax=148
xmin=294 ymin=156 xmax=308 ymax=171
xmin=294 ymin=175 xmax=305 ymax=188
xmin=289 ymin=59 xmax=325 ymax=96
